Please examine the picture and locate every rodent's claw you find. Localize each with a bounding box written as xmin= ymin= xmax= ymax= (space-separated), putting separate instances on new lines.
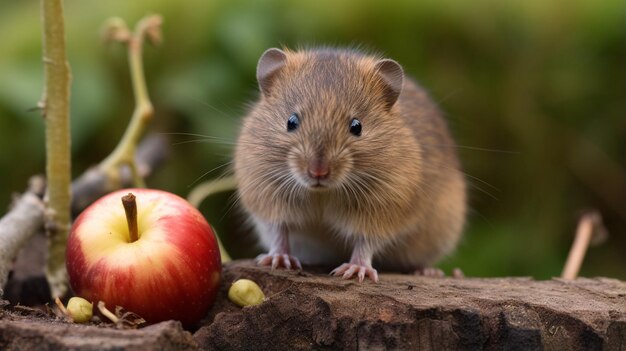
xmin=293 ymin=257 xmax=303 ymax=270
xmin=256 ymin=253 xmax=302 ymax=270
xmin=414 ymin=267 xmax=445 ymax=278
xmin=257 ymin=254 xmax=273 ymax=266
xmin=452 ymin=268 xmax=465 ymax=278
xmin=280 ymin=254 xmax=292 ymax=270
xmin=330 ymin=263 xmax=379 ymax=283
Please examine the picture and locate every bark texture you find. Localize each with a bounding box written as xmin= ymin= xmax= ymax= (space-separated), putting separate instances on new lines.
xmin=199 ymin=261 xmax=626 ymax=350
xmin=0 ymin=316 xmax=197 ymax=351
xmin=1 ymin=260 xmax=625 ymax=350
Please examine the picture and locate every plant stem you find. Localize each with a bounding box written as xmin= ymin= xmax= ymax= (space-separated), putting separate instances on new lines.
xmin=121 ymin=193 xmax=139 ymax=242
xmin=41 ymin=0 xmax=72 ymax=298
xmin=187 ymin=176 xmax=237 ymax=208
xmin=100 ymin=15 xmax=162 ymax=187
xmin=187 ymin=176 xmax=237 ymax=262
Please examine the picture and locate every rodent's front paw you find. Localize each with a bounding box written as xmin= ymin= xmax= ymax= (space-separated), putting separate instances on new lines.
xmin=256 ymin=253 xmax=302 ymax=270
xmin=330 ymin=263 xmax=379 ymax=283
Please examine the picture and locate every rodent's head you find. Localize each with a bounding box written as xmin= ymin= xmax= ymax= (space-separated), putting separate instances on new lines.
xmin=236 ymin=48 xmax=415 ymax=204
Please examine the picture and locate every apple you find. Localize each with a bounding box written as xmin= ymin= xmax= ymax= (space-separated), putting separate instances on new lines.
xmin=66 ymin=188 xmax=221 ymax=326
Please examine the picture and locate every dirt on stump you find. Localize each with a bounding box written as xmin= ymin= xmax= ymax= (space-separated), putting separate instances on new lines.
xmin=2 ymin=260 xmax=625 ymax=350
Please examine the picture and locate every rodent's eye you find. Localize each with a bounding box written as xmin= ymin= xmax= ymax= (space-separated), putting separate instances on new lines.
xmin=349 ymin=118 xmax=362 ymax=137
xmin=287 ymin=113 xmax=300 ymax=132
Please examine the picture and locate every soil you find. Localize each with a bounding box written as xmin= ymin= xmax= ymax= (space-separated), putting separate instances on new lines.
xmin=2 ymin=243 xmax=626 ymax=350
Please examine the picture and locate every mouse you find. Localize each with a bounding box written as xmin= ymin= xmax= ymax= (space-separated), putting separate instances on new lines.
xmin=233 ymin=47 xmax=466 ymax=282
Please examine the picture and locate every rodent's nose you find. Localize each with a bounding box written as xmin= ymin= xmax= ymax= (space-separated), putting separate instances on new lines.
xmin=307 ymin=158 xmax=330 ymax=180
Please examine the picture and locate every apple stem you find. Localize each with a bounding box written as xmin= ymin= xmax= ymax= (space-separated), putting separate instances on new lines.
xmin=121 ymin=193 xmax=139 ymax=243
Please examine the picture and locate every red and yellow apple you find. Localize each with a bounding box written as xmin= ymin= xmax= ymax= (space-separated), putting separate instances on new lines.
xmin=66 ymin=188 xmax=221 ymax=326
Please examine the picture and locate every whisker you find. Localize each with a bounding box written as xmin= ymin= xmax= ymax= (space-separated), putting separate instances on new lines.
xmin=420 ymin=143 xmax=520 ymax=155
xmin=190 ymin=97 xmax=239 ymax=119
xmin=172 ymin=139 xmax=237 ymax=146
xmin=467 ymin=182 xmax=499 ymax=201
xmin=160 ymin=132 xmax=232 ymax=140
xmin=435 ymin=87 xmax=463 ymax=104
xmin=220 ymin=193 xmax=242 ymax=223
xmin=409 ymin=158 xmax=500 ymax=199
xmin=187 ymin=162 xmax=233 ymax=188
xmin=463 ymin=173 xmax=500 ymax=192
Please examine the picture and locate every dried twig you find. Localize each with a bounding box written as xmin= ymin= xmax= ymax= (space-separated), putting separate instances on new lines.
xmin=98 ymin=301 xmax=146 ymax=329
xmin=0 ymin=177 xmax=46 ymax=291
xmin=0 ymin=136 xmax=168 ymax=299
xmin=54 ymin=296 xmax=69 ymax=319
xmin=97 ymin=301 xmax=119 ymax=323
xmin=561 ymin=211 xmax=608 ymax=280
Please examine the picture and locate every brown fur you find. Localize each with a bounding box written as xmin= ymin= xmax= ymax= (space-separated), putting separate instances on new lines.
xmin=234 ymin=48 xmax=466 ymax=271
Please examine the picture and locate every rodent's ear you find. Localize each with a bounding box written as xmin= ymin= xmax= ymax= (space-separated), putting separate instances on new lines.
xmin=375 ymin=59 xmax=404 ymax=108
xmin=257 ymin=48 xmax=287 ymax=97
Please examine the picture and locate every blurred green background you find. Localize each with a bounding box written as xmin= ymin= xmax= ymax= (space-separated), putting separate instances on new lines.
xmin=0 ymin=0 xmax=624 ymax=279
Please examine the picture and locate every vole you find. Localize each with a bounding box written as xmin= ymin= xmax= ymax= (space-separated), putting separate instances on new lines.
xmin=234 ymin=48 xmax=466 ymax=282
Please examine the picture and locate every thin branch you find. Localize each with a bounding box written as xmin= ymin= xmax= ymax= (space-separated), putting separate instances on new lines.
xmin=561 ymin=211 xmax=608 ymax=280
xmin=2 ymin=14 xmax=166 ymax=300
xmin=187 ymin=176 xmax=237 ymax=262
xmin=100 ymin=15 xmax=163 ymax=188
xmin=0 ymin=177 xmax=46 ymax=291
xmin=40 ymin=0 xmax=73 ymax=299
xmin=0 ymin=136 xmax=168 ymax=299
xmin=71 ymin=134 xmax=169 ymax=217
xmin=187 ymin=176 xmax=237 ymax=208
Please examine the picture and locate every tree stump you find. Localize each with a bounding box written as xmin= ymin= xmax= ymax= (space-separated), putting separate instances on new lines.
xmin=1 ymin=260 xmax=625 ymax=350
